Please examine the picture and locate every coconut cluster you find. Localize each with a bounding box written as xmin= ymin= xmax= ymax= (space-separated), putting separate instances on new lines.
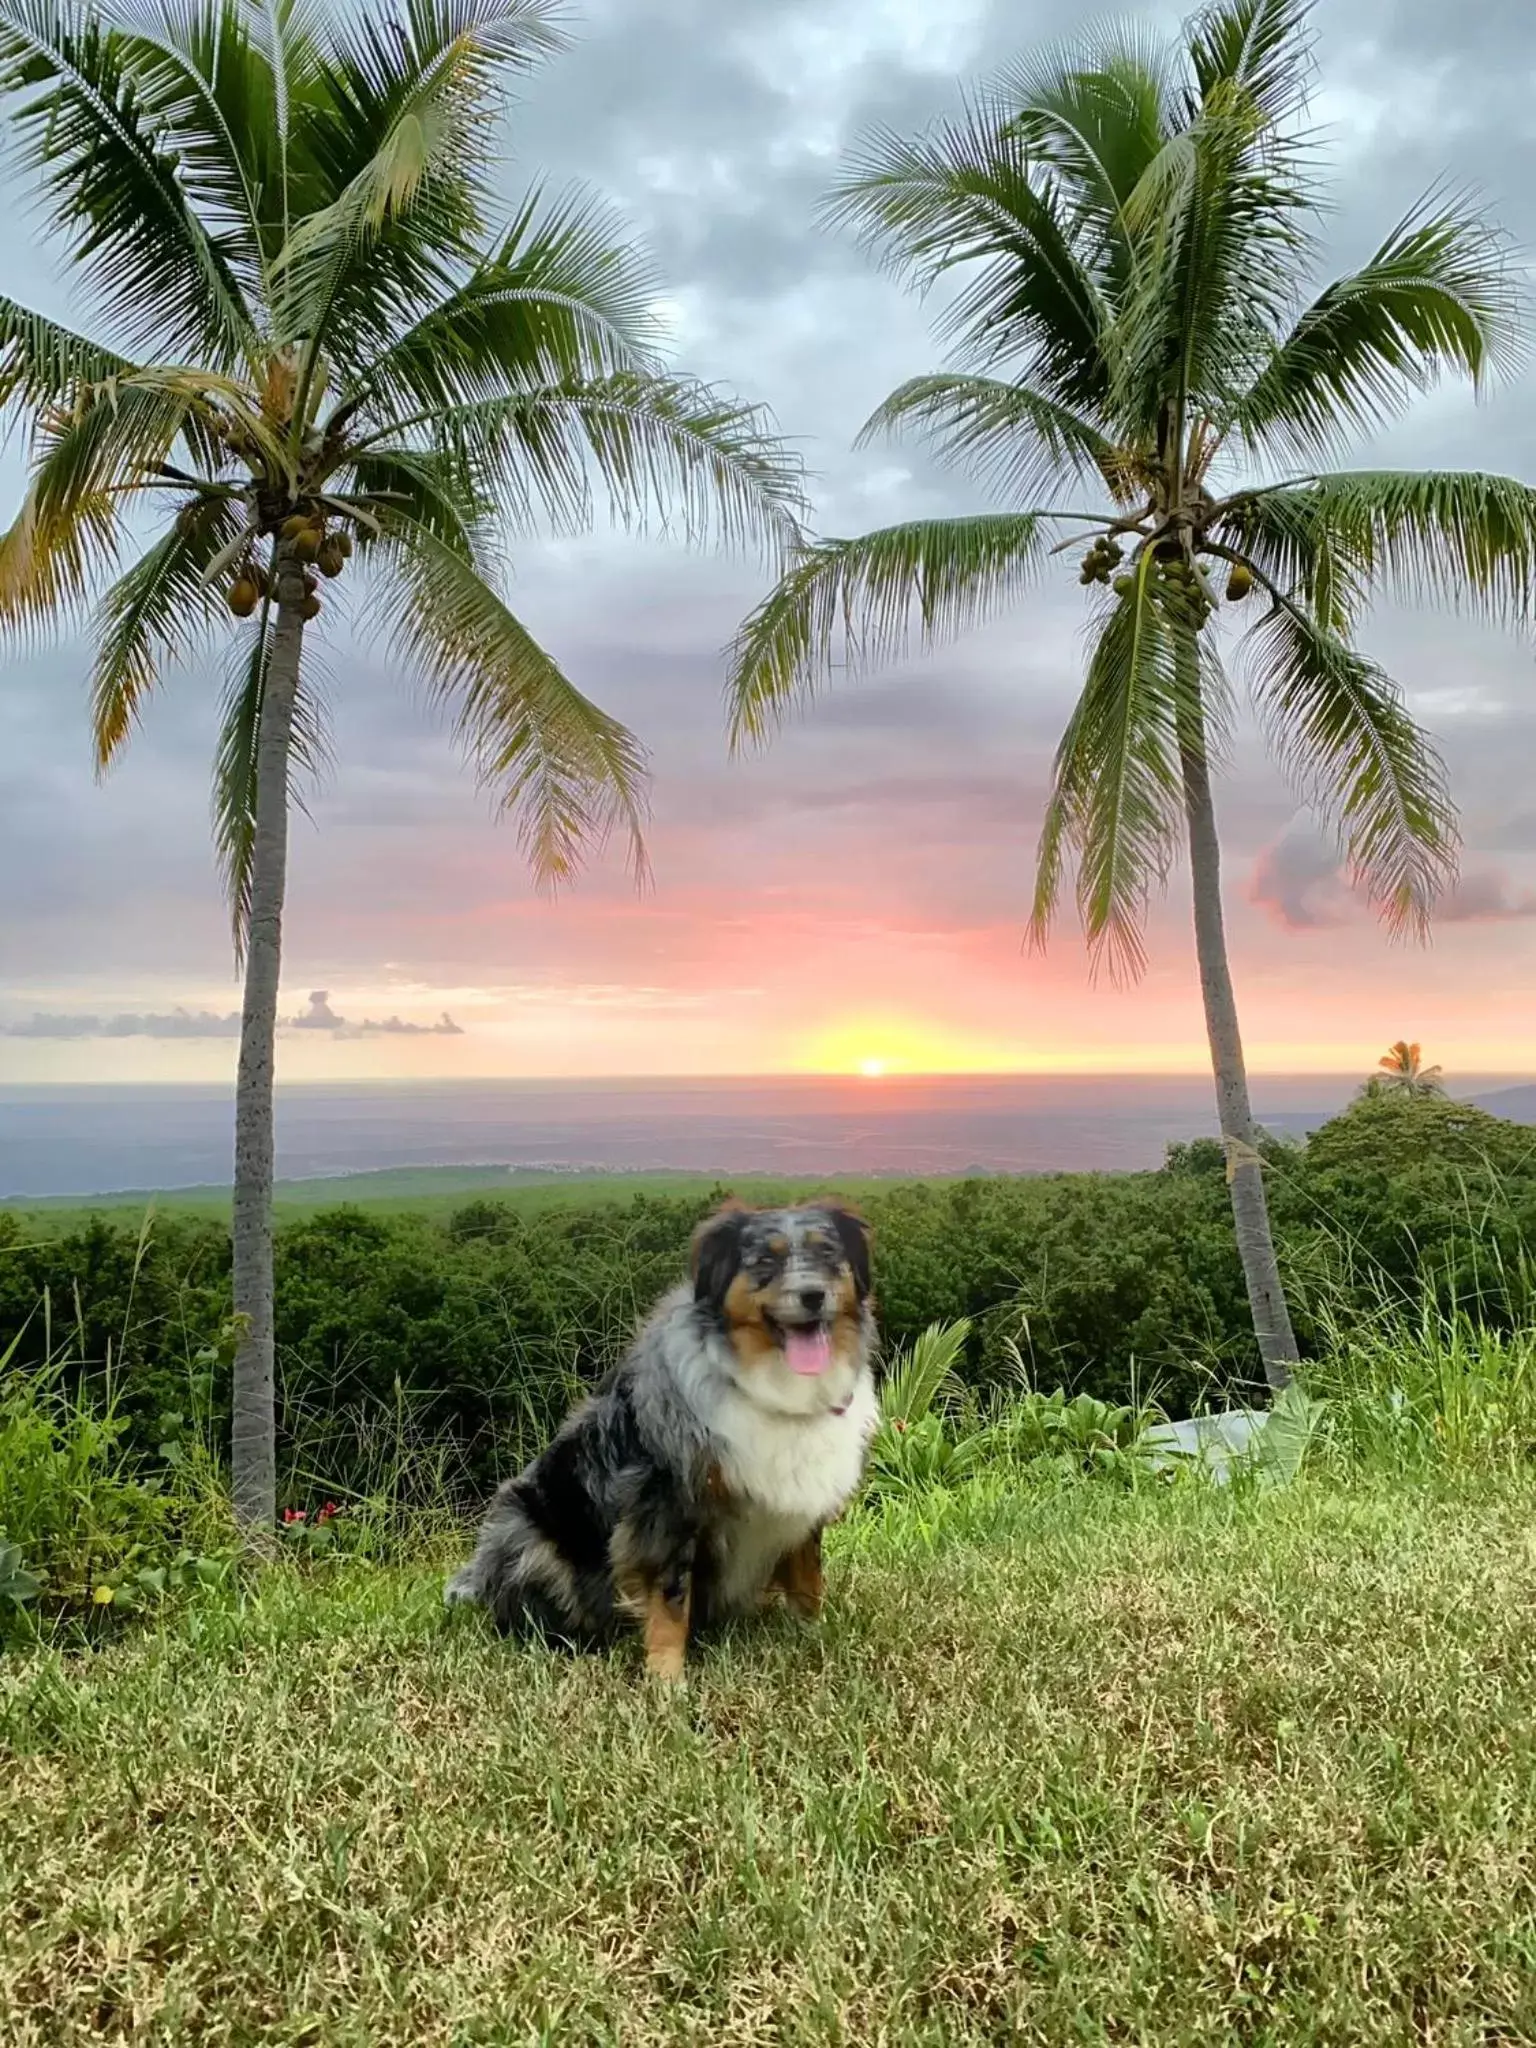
xmin=226 ymin=508 xmax=354 ymax=621
xmin=1079 ymin=520 xmax=1257 ymax=630
xmin=1148 ymin=543 xmax=1213 ymax=631
xmin=1078 ymin=534 xmax=1125 ymax=586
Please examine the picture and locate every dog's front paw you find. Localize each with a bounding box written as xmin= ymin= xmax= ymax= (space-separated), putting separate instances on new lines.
xmin=644 ymin=1644 xmax=688 ymax=1686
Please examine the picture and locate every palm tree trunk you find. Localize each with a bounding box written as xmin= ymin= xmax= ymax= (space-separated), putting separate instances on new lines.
xmin=231 ymin=549 xmax=305 ymax=1536
xmin=1176 ymin=670 xmax=1297 ymax=1395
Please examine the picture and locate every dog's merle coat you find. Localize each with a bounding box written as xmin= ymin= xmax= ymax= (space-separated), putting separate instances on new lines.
xmin=446 ymin=1203 xmax=878 ymax=1677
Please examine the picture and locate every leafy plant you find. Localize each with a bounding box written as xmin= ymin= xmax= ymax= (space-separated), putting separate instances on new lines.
xmin=0 ymin=1321 xmax=233 ymax=1641
xmin=868 ymin=1320 xmax=1169 ymax=1497
xmin=986 ymin=1387 xmax=1165 ymax=1476
xmin=278 ymin=1501 xmax=344 ymax=1560
xmin=1251 ymin=1383 xmax=1328 ymax=1488
xmin=0 ymin=1535 xmax=41 ymax=1609
xmin=867 ymin=1320 xmax=993 ymax=1498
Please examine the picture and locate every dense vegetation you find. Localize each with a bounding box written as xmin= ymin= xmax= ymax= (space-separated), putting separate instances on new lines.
xmin=2 ymin=1094 xmax=1531 ymax=1507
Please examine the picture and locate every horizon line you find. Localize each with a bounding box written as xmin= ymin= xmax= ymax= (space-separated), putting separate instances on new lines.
xmin=2 ymin=1069 xmax=1534 ymax=1090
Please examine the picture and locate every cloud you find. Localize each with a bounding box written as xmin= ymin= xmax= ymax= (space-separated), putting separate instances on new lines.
xmin=1 ymin=1008 xmax=242 ymax=1039
xmin=1248 ymin=828 xmax=1353 ymax=932
xmin=1249 ymin=825 xmax=1536 ymax=934
xmin=1 ymin=994 xmax=470 ymax=1042
xmin=289 ymin=991 xmax=346 ymax=1030
xmin=1439 ymin=872 xmax=1536 ymax=924
xmin=287 ymin=991 xmax=465 ymax=1037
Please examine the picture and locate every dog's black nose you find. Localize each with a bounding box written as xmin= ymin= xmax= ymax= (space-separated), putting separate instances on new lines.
xmin=798 ymin=1286 xmax=826 ymax=1316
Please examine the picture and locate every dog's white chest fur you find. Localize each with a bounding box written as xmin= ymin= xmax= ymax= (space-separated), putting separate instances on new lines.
xmin=709 ymin=1375 xmax=878 ymax=1611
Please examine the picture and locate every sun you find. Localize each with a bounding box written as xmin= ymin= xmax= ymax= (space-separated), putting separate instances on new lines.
xmin=857 ymin=1057 xmax=887 ymax=1079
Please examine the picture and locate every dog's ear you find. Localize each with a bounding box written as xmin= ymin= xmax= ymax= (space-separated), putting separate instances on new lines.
xmin=691 ymin=1202 xmax=750 ymax=1309
xmin=825 ymin=1205 xmax=872 ymax=1300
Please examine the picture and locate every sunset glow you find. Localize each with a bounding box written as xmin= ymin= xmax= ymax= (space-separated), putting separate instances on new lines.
xmin=796 ymin=1014 xmax=1025 ymax=1080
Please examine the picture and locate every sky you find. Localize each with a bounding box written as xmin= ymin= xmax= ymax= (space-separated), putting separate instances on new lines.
xmin=3 ymin=0 xmax=1536 ymax=1086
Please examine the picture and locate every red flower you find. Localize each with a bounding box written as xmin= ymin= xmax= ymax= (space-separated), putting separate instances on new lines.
xmin=281 ymin=1507 xmax=307 ymax=1524
xmin=316 ymin=1502 xmax=340 ymax=1526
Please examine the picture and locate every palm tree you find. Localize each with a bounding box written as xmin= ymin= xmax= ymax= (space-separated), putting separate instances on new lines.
xmin=0 ymin=0 xmax=802 ymax=1533
xmin=727 ymin=0 xmax=1536 ymax=1395
xmin=1375 ymin=1041 xmax=1445 ymax=1097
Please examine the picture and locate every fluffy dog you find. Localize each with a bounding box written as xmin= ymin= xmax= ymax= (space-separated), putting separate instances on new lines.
xmin=445 ymin=1201 xmax=878 ymax=1679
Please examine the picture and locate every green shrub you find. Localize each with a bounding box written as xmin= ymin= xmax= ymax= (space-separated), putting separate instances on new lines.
xmin=1 ymin=1093 xmax=1532 ymax=1502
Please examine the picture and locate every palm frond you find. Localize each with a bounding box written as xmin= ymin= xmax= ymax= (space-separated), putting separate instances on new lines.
xmin=1232 ymin=188 xmax=1523 ymax=463
xmin=997 ymin=23 xmax=1177 ymax=286
xmin=100 ymin=0 xmax=282 ymax=294
xmin=1111 ymin=64 xmax=1313 ymax=434
xmin=89 ymin=494 xmax=246 ymax=766
xmin=346 ymin=443 xmax=484 ymax=554
xmin=0 ymin=477 xmax=119 ymax=635
xmin=346 ymin=185 xmax=661 ymax=417
xmin=1236 ymin=469 xmax=1536 ymax=626
xmin=19 ymin=379 xmax=215 ymax=545
xmin=0 ymin=0 xmax=259 ymax=362
xmin=1244 ymin=594 xmax=1458 ymax=933
xmin=880 ymin=1318 xmax=972 ymax=1427
xmin=855 ymin=373 xmax=1131 ymax=507
xmin=393 ymin=373 xmax=804 ymax=554
xmin=1185 ymin=0 xmax=1316 ymax=130
xmin=726 ymin=514 xmax=1049 ymax=746
xmin=379 ymin=512 xmax=650 ymax=888
xmin=1028 ymin=553 xmax=1196 ymax=981
xmin=274 ymin=0 xmax=568 ymax=359
xmin=1211 ymin=486 xmax=1371 ymax=637
xmin=213 ymin=605 xmax=330 ymax=952
xmin=823 ymin=106 xmax=1111 ymax=409
xmin=0 ymin=298 xmax=130 ymax=415
xmin=1 ymin=344 xmax=225 ymax=630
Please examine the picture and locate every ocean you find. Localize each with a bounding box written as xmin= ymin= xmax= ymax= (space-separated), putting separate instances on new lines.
xmin=6 ymin=1071 xmax=1529 ymax=1201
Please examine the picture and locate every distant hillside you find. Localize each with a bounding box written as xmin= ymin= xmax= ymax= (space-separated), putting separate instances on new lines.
xmin=1468 ymin=1086 xmax=1536 ymax=1123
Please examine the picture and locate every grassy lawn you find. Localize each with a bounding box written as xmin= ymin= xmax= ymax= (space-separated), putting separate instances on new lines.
xmin=2 ymin=1168 xmax=911 ymax=1233
xmin=5 ymin=1471 xmax=1536 ymax=2044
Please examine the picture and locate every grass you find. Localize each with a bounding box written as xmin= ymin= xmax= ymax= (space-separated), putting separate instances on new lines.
xmin=6 ymin=1469 xmax=1536 ymax=2044
xmin=2 ymin=1168 xmax=911 ymax=1232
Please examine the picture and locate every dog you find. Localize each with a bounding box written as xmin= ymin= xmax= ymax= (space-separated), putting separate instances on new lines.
xmin=445 ymin=1201 xmax=879 ymax=1680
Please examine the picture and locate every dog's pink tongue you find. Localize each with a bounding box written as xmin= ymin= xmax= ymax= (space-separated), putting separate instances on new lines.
xmin=783 ymin=1326 xmax=833 ymax=1376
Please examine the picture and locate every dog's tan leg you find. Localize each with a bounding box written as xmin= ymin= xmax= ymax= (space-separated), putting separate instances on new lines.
xmin=640 ymin=1572 xmax=692 ymax=1683
xmin=771 ymin=1531 xmax=824 ymax=1619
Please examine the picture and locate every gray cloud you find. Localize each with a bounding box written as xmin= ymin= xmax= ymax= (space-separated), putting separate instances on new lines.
xmin=288 ymin=991 xmax=465 ymax=1037
xmin=2 ymin=1008 xmax=242 ymax=1039
xmin=1439 ymin=872 xmax=1536 ymax=924
xmin=1484 ymin=810 xmax=1536 ymax=854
